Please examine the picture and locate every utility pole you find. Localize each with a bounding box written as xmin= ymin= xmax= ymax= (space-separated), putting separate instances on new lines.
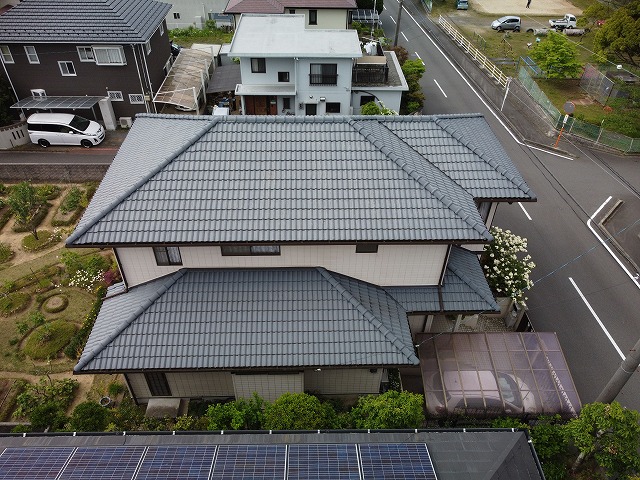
xmin=595 ymin=337 xmax=640 ymax=403
xmin=393 ymin=0 xmax=404 ymax=47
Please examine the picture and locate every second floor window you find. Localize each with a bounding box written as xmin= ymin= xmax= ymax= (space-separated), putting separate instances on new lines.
xmin=77 ymin=46 xmax=94 ymax=62
xmin=310 ymin=63 xmax=337 ymax=85
xmin=221 ymin=245 xmax=280 ymax=256
xmin=251 ymin=58 xmax=266 ymax=73
xmin=278 ymin=71 xmax=289 ymax=82
xmin=93 ymin=46 xmax=126 ymax=66
xmin=309 ymin=10 xmax=318 ymax=25
xmin=24 ymin=46 xmax=39 ymax=64
xmin=58 ymin=61 xmax=76 ymax=76
xmin=153 ymin=246 xmax=182 ymax=266
xmin=0 ymin=45 xmax=14 ymax=64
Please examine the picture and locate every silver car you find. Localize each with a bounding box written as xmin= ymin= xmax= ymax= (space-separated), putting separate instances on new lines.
xmin=491 ymin=16 xmax=521 ymax=32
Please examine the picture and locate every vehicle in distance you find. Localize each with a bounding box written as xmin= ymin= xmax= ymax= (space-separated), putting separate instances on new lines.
xmin=456 ymin=0 xmax=468 ymax=10
xmin=27 ymin=113 xmax=105 ymax=148
xmin=491 ymin=16 xmax=521 ymax=32
xmin=549 ymin=13 xmax=577 ymax=30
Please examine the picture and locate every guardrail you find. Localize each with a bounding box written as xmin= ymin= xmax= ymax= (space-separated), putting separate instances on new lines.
xmin=438 ymin=15 xmax=509 ymax=88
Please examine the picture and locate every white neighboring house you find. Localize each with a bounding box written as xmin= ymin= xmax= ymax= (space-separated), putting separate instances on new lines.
xmin=165 ymin=0 xmax=233 ymax=30
xmin=66 ymin=113 xmax=535 ymax=405
xmin=229 ymin=14 xmax=407 ymax=115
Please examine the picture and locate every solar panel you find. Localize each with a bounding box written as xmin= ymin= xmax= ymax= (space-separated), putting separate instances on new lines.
xmin=211 ymin=444 xmax=286 ymax=480
xmin=288 ymin=444 xmax=360 ymax=480
xmin=0 ymin=447 xmax=74 ymax=480
xmin=59 ymin=446 xmax=146 ymax=480
xmin=360 ymin=444 xmax=437 ymax=480
xmin=136 ymin=445 xmax=216 ymax=480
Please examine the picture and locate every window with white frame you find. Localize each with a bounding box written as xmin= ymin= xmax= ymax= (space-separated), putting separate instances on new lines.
xmin=24 ymin=46 xmax=39 ymax=64
xmin=77 ymin=46 xmax=94 ymax=62
xmin=93 ymin=46 xmax=126 ymax=65
xmin=129 ymin=93 xmax=145 ymax=104
xmin=58 ymin=61 xmax=76 ymax=76
xmin=145 ymin=39 xmax=151 ymax=55
xmin=0 ymin=46 xmax=14 ymax=64
xmin=107 ymin=91 xmax=124 ymax=101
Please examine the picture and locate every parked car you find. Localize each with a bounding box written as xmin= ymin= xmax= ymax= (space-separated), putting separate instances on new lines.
xmin=456 ymin=0 xmax=469 ymax=10
xmin=26 ymin=113 xmax=105 ymax=148
xmin=491 ymin=16 xmax=521 ymax=32
xmin=548 ymin=13 xmax=577 ymax=30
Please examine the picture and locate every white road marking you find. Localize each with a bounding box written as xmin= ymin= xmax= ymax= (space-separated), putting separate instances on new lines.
xmin=389 ymin=16 xmax=396 ymax=24
xmin=587 ymin=196 xmax=640 ymax=289
xmin=414 ymin=52 xmax=423 ymax=64
xmin=402 ymin=32 xmax=408 ymax=42
xmin=433 ymin=79 xmax=447 ymax=98
xmin=569 ymin=277 xmax=625 ymax=360
xmin=392 ymin=0 xmax=572 ymax=160
xmin=518 ymin=202 xmax=532 ymax=220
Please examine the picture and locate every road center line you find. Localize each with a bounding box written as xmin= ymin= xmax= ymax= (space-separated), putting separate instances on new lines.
xmin=433 ymin=79 xmax=447 ymax=98
xmin=518 ymin=202 xmax=532 ymax=220
xmin=569 ymin=277 xmax=625 ymax=360
xmin=414 ymin=52 xmax=423 ymax=65
xmin=587 ymin=196 xmax=640 ymax=289
xmin=389 ymin=16 xmax=396 ymax=24
xmin=401 ymin=32 xmax=408 ymax=42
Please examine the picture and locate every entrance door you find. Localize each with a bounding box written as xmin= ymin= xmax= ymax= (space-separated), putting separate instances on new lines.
xmin=305 ymin=103 xmax=317 ymax=115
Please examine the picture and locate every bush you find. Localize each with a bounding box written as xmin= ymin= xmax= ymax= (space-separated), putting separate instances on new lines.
xmin=263 ymin=392 xmax=337 ymax=430
xmin=23 ymin=320 xmax=77 ymax=360
xmin=29 ymin=402 xmax=67 ymax=431
xmin=350 ymin=390 xmax=425 ymax=429
xmin=12 ymin=203 xmax=50 ymax=233
xmin=206 ymin=394 xmax=265 ymax=430
xmin=22 ymin=229 xmax=61 ymax=252
xmin=60 ymin=187 xmax=83 ymax=214
xmin=70 ymin=401 xmax=109 ymax=432
xmin=35 ymin=184 xmax=60 ymax=200
xmin=104 ymin=396 xmax=145 ymax=431
xmin=0 ymin=242 xmax=13 ymax=263
xmin=0 ymin=291 xmax=30 ymax=316
xmin=107 ymin=381 xmax=126 ymax=397
xmin=14 ymin=377 xmax=78 ymax=419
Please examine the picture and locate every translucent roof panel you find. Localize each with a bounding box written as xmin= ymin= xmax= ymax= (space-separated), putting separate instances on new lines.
xmin=154 ymin=49 xmax=213 ymax=110
xmin=418 ymin=332 xmax=582 ymax=419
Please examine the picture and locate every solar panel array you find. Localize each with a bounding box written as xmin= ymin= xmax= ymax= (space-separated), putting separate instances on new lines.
xmin=0 ymin=443 xmax=436 ymax=480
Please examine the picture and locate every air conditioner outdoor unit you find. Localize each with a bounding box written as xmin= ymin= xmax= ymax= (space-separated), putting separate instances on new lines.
xmin=30 ymin=89 xmax=46 ymax=98
xmin=119 ymin=117 xmax=133 ymax=128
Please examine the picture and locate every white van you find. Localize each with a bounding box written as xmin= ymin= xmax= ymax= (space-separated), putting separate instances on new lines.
xmin=27 ymin=113 xmax=105 ymax=148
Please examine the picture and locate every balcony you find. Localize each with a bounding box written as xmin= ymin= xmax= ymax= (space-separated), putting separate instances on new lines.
xmin=309 ymin=74 xmax=338 ymax=86
xmin=352 ymin=55 xmax=389 ymax=85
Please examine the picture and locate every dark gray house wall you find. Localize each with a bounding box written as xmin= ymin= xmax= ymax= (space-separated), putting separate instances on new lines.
xmin=1 ymin=21 xmax=171 ymax=119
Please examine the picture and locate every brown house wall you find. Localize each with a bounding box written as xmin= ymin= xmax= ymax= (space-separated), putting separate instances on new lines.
xmin=1 ymin=21 xmax=171 ymax=120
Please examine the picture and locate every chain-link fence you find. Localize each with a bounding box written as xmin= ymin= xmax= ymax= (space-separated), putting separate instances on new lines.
xmin=519 ymin=64 xmax=640 ymax=153
xmin=580 ymin=64 xmax=614 ymax=105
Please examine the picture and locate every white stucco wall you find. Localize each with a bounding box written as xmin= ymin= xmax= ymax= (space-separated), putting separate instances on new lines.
xmin=232 ymin=372 xmax=304 ymax=402
xmin=165 ymin=0 xmax=230 ymax=29
xmin=304 ymin=368 xmax=382 ymax=395
xmin=116 ymin=244 xmax=449 ymax=287
xmin=126 ymin=372 xmax=235 ymax=403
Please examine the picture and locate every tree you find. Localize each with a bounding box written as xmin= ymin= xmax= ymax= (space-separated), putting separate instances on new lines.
xmin=263 ymin=392 xmax=336 ymax=430
xmin=29 ymin=402 xmax=68 ymax=431
xmin=400 ymin=59 xmax=426 ymax=114
xmin=206 ymin=394 xmax=265 ymax=430
xmin=7 ymin=181 xmax=44 ymax=240
xmin=350 ymin=390 xmax=424 ymax=429
xmin=565 ymin=402 xmax=640 ymax=478
xmin=360 ymin=101 xmax=397 ymax=115
xmin=593 ymin=1 xmax=640 ymax=67
xmin=70 ymin=401 xmax=109 ymax=432
xmin=529 ymin=32 xmax=583 ymax=78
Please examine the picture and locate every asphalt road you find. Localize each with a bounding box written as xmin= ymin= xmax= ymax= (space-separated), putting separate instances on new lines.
xmin=382 ymin=0 xmax=640 ymax=411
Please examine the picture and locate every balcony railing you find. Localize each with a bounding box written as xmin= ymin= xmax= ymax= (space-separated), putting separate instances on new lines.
xmin=352 ymin=65 xmax=389 ymax=84
xmin=309 ymin=74 xmax=338 ymax=85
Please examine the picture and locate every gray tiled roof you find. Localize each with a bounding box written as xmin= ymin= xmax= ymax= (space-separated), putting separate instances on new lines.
xmin=74 ymin=268 xmax=418 ymax=372
xmin=0 ymin=0 xmax=172 ymax=43
xmin=384 ymin=246 xmax=499 ymax=313
xmin=68 ymin=114 xmax=534 ymax=247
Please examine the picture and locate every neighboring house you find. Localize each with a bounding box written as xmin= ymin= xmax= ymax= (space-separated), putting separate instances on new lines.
xmin=165 ymin=0 xmax=233 ymax=30
xmin=228 ymin=14 xmax=407 ymax=115
xmin=225 ymin=0 xmax=357 ymax=30
xmin=0 ymin=431 xmax=546 ymax=480
xmin=0 ymin=0 xmax=173 ymax=122
xmin=66 ymin=113 xmax=535 ymax=405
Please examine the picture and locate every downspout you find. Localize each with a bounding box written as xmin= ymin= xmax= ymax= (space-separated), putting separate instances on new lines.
xmin=140 ymin=43 xmax=157 ymax=113
xmin=1 ymin=60 xmax=18 ymax=105
xmin=131 ymin=45 xmax=150 ymax=113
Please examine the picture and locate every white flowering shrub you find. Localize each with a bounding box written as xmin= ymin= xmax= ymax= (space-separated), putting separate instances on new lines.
xmin=482 ymin=226 xmax=535 ymax=305
xmin=68 ymin=270 xmax=104 ymax=291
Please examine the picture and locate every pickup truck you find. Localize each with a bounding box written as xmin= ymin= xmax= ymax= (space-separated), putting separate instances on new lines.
xmin=549 ymin=13 xmax=577 ymax=30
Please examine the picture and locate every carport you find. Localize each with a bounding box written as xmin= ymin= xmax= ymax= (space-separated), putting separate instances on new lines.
xmin=418 ymin=332 xmax=581 ymax=419
xmin=154 ymin=49 xmax=213 ymax=112
xmin=11 ymin=95 xmax=105 ymax=120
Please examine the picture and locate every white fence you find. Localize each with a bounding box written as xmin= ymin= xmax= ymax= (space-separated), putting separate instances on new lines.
xmin=438 ymin=15 xmax=509 ymax=88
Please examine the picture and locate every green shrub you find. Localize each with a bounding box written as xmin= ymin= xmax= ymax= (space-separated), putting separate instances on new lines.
xmin=14 ymin=377 xmax=78 ymax=419
xmin=0 ymin=242 xmax=13 ymax=263
xmin=23 ymin=320 xmax=77 ymax=360
xmin=28 ymin=310 xmax=46 ymax=328
xmin=107 ymin=382 xmax=126 ymax=397
xmin=206 ymin=394 xmax=265 ymax=430
xmin=64 ymin=286 xmax=106 ymax=359
xmin=104 ymin=396 xmax=145 ymax=431
xmin=35 ymin=184 xmax=60 ymax=200
xmin=22 ymin=229 xmax=61 ymax=252
xmin=0 ymin=291 xmax=30 ymax=316
xmin=60 ymin=187 xmax=83 ymax=214
xmin=263 ymin=392 xmax=337 ymax=430
xmin=350 ymin=390 xmax=425 ymax=429
xmin=12 ymin=203 xmax=50 ymax=233
xmin=8 ymin=337 xmax=19 ymax=346
xmin=70 ymin=401 xmax=109 ymax=432
xmin=29 ymin=402 xmax=67 ymax=431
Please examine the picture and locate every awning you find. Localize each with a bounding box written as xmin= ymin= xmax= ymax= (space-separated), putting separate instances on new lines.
xmin=235 ymin=84 xmax=296 ymax=96
xmin=154 ymin=49 xmax=213 ymax=111
xmin=11 ymin=96 xmax=105 ymax=110
xmin=206 ymin=64 xmax=241 ymax=94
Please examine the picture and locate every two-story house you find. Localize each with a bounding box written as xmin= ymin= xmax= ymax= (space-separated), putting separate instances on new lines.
xmin=66 ymin=113 xmax=535 ymax=405
xmin=225 ymin=0 xmax=357 ymax=30
xmin=228 ymin=14 xmax=407 ymax=116
xmin=0 ymin=0 xmax=173 ymax=122
xmin=165 ymin=0 xmax=234 ymax=30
